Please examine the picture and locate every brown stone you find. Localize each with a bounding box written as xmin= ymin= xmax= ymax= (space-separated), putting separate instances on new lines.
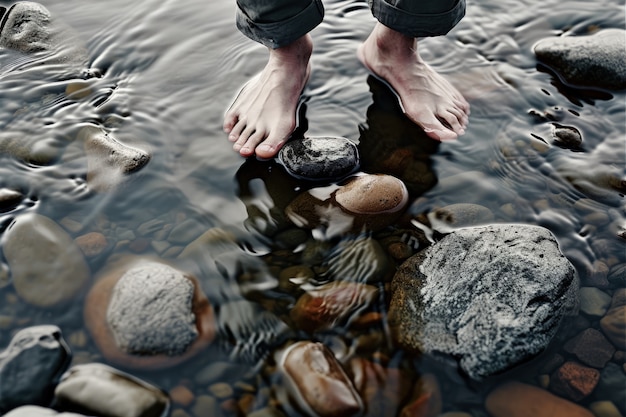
xmin=349 ymin=358 xmax=412 ymax=417
xmin=486 ymin=381 xmax=594 ymax=417
xmin=75 ymin=232 xmax=108 ymax=258
xmin=84 ymin=256 xmax=216 ymax=369
xmin=290 ymin=282 xmax=377 ymax=333
xmin=601 ymin=305 xmax=626 ymax=349
xmin=280 ymin=341 xmax=363 ymax=417
xmin=564 ymin=328 xmax=615 ymax=368
xmin=550 ymin=361 xmax=600 ymax=401
xmin=170 ymin=385 xmax=195 ymax=407
xmin=335 ymin=174 xmax=408 ymax=215
xmin=399 ymin=373 xmax=442 ymax=417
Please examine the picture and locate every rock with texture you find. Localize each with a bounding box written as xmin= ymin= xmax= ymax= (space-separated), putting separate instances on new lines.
xmin=427 ymin=203 xmax=494 ymax=233
xmin=0 ymin=326 xmax=71 ymax=413
xmin=78 ymin=126 xmax=151 ymax=192
xmin=563 ymin=328 xmax=615 ymax=368
xmin=389 ymin=224 xmax=578 ymax=379
xmin=485 ymin=382 xmax=594 ymax=417
xmin=279 ymin=341 xmax=363 ymax=417
xmin=290 ymin=281 xmax=377 ymax=333
xmin=278 ymin=137 xmax=359 ymax=180
xmin=3 ymin=213 xmax=90 ymax=307
xmin=550 ymin=361 xmax=600 ymax=401
xmin=54 ymin=363 xmax=169 ymax=417
xmin=534 ymin=29 xmax=626 ymax=90
xmin=84 ymin=257 xmax=215 ymax=369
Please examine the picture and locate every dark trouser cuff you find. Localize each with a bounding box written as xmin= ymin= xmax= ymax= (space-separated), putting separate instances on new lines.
xmin=369 ymin=0 xmax=466 ymax=38
xmin=236 ymin=0 xmax=324 ymax=49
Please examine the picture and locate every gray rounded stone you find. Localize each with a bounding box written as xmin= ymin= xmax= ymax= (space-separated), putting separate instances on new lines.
xmin=534 ymin=29 xmax=626 ymax=90
xmin=0 ymin=326 xmax=71 ymax=413
xmin=278 ymin=137 xmax=359 ymax=180
xmin=106 ymin=263 xmax=198 ymax=356
xmin=389 ymin=224 xmax=578 ymax=379
xmin=3 ymin=213 xmax=91 ymax=307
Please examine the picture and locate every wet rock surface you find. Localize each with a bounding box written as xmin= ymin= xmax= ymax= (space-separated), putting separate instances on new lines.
xmin=278 ymin=137 xmax=359 ymax=180
xmin=279 ymin=341 xmax=363 ymax=417
xmin=534 ymin=29 xmax=626 ymax=90
xmin=84 ymin=257 xmax=216 ymax=369
xmin=3 ymin=406 xmax=88 ymax=417
xmin=54 ymin=363 xmax=169 ymax=417
xmin=390 ymin=224 xmax=578 ymax=379
xmin=3 ymin=213 xmax=90 ymax=307
xmin=0 ymin=325 xmax=71 ymax=413
xmin=285 ymin=174 xmax=409 ymax=235
xmin=106 ymin=262 xmax=199 ymax=356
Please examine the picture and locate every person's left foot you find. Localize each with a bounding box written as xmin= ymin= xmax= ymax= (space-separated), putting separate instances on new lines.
xmin=358 ymin=23 xmax=470 ymax=141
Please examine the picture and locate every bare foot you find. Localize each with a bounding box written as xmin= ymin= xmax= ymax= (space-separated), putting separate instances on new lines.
xmin=224 ymin=35 xmax=312 ymax=158
xmin=358 ymin=23 xmax=470 ymax=141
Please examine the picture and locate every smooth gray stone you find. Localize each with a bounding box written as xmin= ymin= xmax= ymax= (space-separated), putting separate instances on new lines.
xmin=534 ymin=29 xmax=626 ymax=90
xmin=390 ymin=224 xmax=578 ymax=380
xmin=106 ymin=262 xmax=197 ymax=356
xmin=278 ymin=137 xmax=359 ymax=180
xmin=0 ymin=326 xmax=71 ymax=413
xmin=54 ymin=363 xmax=169 ymax=417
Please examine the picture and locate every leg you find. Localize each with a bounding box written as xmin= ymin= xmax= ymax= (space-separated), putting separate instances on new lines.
xmin=359 ymin=0 xmax=470 ymax=141
xmin=224 ymin=0 xmax=324 ymax=158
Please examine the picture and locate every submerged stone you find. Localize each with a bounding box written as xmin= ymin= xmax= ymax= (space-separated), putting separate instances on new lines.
xmin=389 ymin=224 xmax=578 ymax=379
xmin=54 ymin=363 xmax=169 ymax=417
xmin=534 ymin=29 xmax=626 ymax=90
xmin=3 ymin=213 xmax=90 ymax=307
xmin=552 ymin=124 xmax=583 ymax=149
xmin=0 ymin=325 xmax=71 ymax=413
xmin=3 ymin=406 xmax=88 ymax=417
xmin=278 ymin=137 xmax=359 ymax=180
xmin=84 ymin=257 xmax=216 ymax=369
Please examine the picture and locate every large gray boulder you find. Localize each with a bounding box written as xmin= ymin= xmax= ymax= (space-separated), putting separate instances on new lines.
xmin=389 ymin=224 xmax=578 ymax=379
xmin=534 ymin=29 xmax=626 ymax=90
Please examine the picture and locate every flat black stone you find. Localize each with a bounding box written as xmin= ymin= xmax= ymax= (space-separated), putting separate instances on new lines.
xmin=278 ymin=137 xmax=359 ymax=181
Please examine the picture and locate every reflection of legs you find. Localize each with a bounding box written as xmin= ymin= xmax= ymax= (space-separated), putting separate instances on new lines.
xmin=359 ymin=0 xmax=470 ymax=141
xmin=224 ymin=0 xmax=323 ymax=158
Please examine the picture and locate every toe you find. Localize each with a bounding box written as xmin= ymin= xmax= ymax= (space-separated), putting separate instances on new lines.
xmin=440 ymin=110 xmax=464 ymax=136
xmin=255 ymin=132 xmax=288 ymax=159
xmin=420 ymin=115 xmax=458 ymax=142
xmin=239 ymin=130 xmax=266 ymax=157
xmin=223 ymin=114 xmax=237 ymax=133
xmin=229 ymin=119 xmax=246 ymax=143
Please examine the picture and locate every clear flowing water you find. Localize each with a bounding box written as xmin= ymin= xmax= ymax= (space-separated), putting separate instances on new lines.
xmin=0 ymin=0 xmax=624 ymax=415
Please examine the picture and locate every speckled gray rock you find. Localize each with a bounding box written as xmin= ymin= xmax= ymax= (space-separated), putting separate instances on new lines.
xmin=0 ymin=2 xmax=87 ymax=67
xmin=3 ymin=406 xmax=88 ymax=417
xmin=54 ymin=363 xmax=169 ymax=417
xmin=0 ymin=326 xmax=71 ymax=413
xmin=106 ymin=262 xmax=198 ymax=356
xmin=534 ymin=29 xmax=626 ymax=90
xmin=389 ymin=224 xmax=578 ymax=379
xmin=3 ymin=213 xmax=91 ymax=307
xmin=278 ymin=137 xmax=359 ymax=180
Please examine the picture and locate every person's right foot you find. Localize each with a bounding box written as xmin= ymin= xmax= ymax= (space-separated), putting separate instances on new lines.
xmin=223 ymin=35 xmax=313 ymax=159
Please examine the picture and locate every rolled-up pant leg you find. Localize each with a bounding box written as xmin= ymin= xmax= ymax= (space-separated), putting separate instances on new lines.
xmin=236 ymin=0 xmax=324 ymax=49
xmin=368 ymin=0 xmax=466 ymax=37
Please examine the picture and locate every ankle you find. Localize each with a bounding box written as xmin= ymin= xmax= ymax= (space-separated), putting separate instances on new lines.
xmin=369 ymin=23 xmax=417 ymax=61
xmin=270 ymin=34 xmax=313 ymax=68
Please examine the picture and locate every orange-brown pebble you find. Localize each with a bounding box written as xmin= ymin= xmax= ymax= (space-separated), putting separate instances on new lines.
xmin=75 ymin=232 xmax=108 ymax=258
xmin=335 ymin=174 xmax=408 ymax=215
xmin=237 ymin=393 xmax=256 ymax=415
xmin=290 ymin=282 xmax=377 ymax=333
xmin=399 ymin=374 xmax=442 ymax=417
xmin=349 ymin=358 xmax=412 ymax=417
xmin=550 ymin=361 xmax=600 ymax=401
xmin=485 ymin=381 xmax=594 ymax=417
xmin=280 ymin=341 xmax=363 ymax=417
xmin=170 ymin=385 xmax=195 ymax=407
xmin=84 ymin=256 xmax=216 ymax=370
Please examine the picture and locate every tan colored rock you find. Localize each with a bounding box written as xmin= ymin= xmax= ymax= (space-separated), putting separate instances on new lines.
xmin=280 ymin=341 xmax=363 ymax=417
xmin=290 ymin=281 xmax=377 ymax=333
xmin=485 ymin=381 xmax=594 ymax=417
xmin=4 ymin=213 xmax=90 ymax=307
xmin=84 ymin=256 xmax=215 ymax=369
xmin=335 ymin=174 xmax=408 ymax=215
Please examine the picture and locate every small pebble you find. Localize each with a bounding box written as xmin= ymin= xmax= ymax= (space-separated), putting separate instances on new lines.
xmin=170 ymin=385 xmax=195 ymax=407
xmin=589 ymin=401 xmax=623 ymax=417
xmin=208 ymin=383 xmax=233 ymax=399
xmin=191 ymin=395 xmax=218 ymax=417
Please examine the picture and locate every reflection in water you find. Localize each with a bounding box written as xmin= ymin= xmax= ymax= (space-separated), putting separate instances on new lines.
xmin=0 ymin=0 xmax=624 ymax=415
